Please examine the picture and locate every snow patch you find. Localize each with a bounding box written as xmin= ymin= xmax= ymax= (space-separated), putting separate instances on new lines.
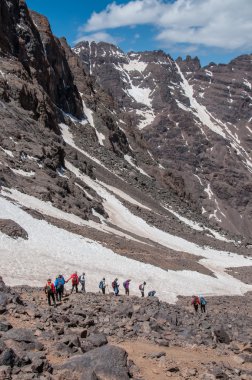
xmin=0 ymin=147 xmax=14 ymax=157
xmin=244 ymin=79 xmax=251 ymax=90
xmin=166 ymin=207 xmax=232 ymax=243
xmin=204 ymin=184 xmax=213 ymax=200
xmin=11 ymin=169 xmax=35 ymax=177
xmin=128 ymin=86 xmax=152 ymax=107
xmin=97 ymin=180 xmax=151 ymax=211
xmin=176 ymin=63 xmax=226 ymax=138
xmin=136 ymin=109 xmax=155 ymax=130
xmin=124 ymin=154 xmax=151 ymax=178
xmin=81 ymin=100 xmax=106 ymax=146
xmin=123 ymin=60 xmax=148 ymax=73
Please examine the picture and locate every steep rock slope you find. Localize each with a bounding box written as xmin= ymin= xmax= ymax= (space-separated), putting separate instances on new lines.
xmin=74 ymin=41 xmax=252 ymax=238
xmin=0 ymin=0 xmax=106 ymax=220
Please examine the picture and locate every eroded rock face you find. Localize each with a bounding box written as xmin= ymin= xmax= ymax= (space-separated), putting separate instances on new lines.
xmin=0 ymin=0 xmax=109 ymax=224
xmin=73 ymin=41 xmax=252 ymax=238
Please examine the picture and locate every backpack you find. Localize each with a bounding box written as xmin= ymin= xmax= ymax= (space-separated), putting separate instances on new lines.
xmin=123 ymin=281 xmax=127 ymax=288
xmin=72 ymin=274 xmax=78 ymax=285
xmin=80 ymin=275 xmax=85 ymax=283
xmin=193 ymin=296 xmax=200 ymax=305
xmin=112 ymin=281 xmax=116 ymax=289
xmin=139 ymin=284 xmax=143 ymax=290
xmin=56 ymin=278 xmax=64 ymax=291
xmin=200 ymin=297 xmax=206 ymax=305
xmin=99 ymin=281 xmax=103 ymax=289
xmin=46 ymin=284 xmax=53 ymax=294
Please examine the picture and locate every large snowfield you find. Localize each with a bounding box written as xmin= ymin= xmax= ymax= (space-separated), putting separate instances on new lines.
xmin=0 ymin=124 xmax=251 ymax=303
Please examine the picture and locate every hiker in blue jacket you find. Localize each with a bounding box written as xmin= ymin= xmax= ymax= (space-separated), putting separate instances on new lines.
xmin=99 ymin=278 xmax=107 ymax=295
xmin=199 ymin=295 xmax=207 ymax=313
xmin=54 ymin=275 xmax=65 ymax=302
xmin=112 ymin=278 xmax=119 ymax=296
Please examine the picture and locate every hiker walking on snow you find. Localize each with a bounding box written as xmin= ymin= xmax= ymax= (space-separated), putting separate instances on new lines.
xmin=123 ymin=279 xmax=131 ymax=296
xmin=44 ymin=279 xmax=56 ymax=307
xmin=99 ymin=278 xmax=107 ymax=295
xmin=112 ymin=278 xmax=119 ymax=296
xmin=66 ymin=271 xmax=79 ymax=293
xmin=139 ymin=281 xmax=146 ymax=297
xmin=191 ymin=295 xmax=200 ymax=313
xmin=199 ymin=295 xmax=207 ymax=313
xmin=79 ymin=272 xmax=86 ymax=293
xmin=54 ymin=274 xmax=65 ymax=302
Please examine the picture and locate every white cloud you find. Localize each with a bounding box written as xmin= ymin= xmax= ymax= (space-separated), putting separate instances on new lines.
xmin=81 ymin=0 xmax=252 ymax=51
xmin=75 ymin=31 xmax=118 ymax=45
xmin=84 ymin=0 xmax=164 ymax=32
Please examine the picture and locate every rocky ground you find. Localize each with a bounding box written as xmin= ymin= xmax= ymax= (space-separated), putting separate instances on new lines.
xmin=0 ymin=276 xmax=251 ymax=379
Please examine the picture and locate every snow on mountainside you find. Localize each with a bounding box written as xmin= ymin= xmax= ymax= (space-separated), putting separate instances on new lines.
xmin=0 ymin=0 xmax=252 ymax=300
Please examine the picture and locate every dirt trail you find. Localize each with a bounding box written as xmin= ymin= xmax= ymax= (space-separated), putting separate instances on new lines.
xmin=116 ymin=339 xmax=251 ymax=379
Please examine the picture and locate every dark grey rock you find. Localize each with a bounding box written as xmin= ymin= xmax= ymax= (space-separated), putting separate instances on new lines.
xmin=58 ymin=344 xmax=130 ymax=379
xmin=86 ymin=333 xmax=108 ymax=348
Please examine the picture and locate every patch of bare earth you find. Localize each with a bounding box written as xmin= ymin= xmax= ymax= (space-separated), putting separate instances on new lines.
xmin=115 ymin=339 xmax=251 ymax=379
xmin=226 ymin=266 xmax=252 ymax=284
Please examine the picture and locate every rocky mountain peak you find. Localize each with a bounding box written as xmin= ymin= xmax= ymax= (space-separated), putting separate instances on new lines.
xmin=176 ymin=55 xmax=201 ymax=72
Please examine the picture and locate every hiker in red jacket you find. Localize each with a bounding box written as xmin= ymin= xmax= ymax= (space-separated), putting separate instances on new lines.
xmin=44 ymin=279 xmax=56 ymax=307
xmin=66 ymin=272 xmax=79 ymax=293
xmin=191 ymin=295 xmax=200 ymax=313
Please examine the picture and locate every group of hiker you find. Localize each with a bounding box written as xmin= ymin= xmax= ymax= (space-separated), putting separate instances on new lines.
xmin=44 ymin=272 xmax=156 ymax=307
xmin=44 ymin=273 xmax=207 ymax=313
xmin=191 ymin=295 xmax=207 ymax=313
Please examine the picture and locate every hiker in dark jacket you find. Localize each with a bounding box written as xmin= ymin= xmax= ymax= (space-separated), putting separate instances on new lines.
xmin=112 ymin=278 xmax=119 ymax=296
xmin=139 ymin=281 xmax=146 ymax=297
xmin=99 ymin=278 xmax=107 ymax=294
xmin=79 ymin=272 xmax=86 ymax=293
xmin=123 ymin=279 xmax=131 ymax=296
xmin=191 ymin=295 xmax=200 ymax=313
xmin=54 ymin=275 xmax=65 ymax=302
xmin=199 ymin=295 xmax=207 ymax=313
xmin=66 ymin=272 xmax=79 ymax=293
xmin=44 ymin=279 xmax=56 ymax=307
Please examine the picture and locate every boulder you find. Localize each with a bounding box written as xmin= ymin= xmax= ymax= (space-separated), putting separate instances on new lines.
xmin=0 ymin=348 xmax=17 ymax=367
xmin=0 ymin=322 xmax=12 ymax=332
xmin=57 ymin=344 xmax=130 ymax=379
xmin=86 ymin=333 xmax=108 ymax=348
xmin=213 ymin=327 xmax=231 ymax=344
xmin=3 ymin=328 xmax=35 ymax=343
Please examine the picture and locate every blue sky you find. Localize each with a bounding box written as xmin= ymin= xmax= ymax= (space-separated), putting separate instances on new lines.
xmin=26 ymin=0 xmax=252 ymax=67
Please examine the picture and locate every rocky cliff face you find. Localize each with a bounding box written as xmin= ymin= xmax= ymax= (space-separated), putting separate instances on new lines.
xmin=0 ymin=0 xmax=106 ymax=221
xmin=73 ymin=41 xmax=252 ymax=238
